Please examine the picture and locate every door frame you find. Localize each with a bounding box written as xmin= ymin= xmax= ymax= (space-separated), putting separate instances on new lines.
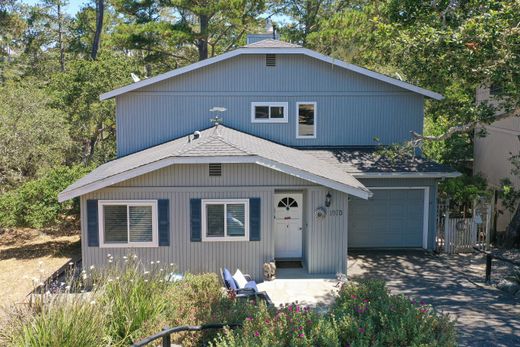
xmin=366 ymin=186 xmax=430 ymax=249
xmin=273 ymin=192 xmax=304 ymax=259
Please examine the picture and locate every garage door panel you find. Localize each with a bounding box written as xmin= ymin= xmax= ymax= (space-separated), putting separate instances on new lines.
xmin=349 ymin=189 xmax=425 ymax=248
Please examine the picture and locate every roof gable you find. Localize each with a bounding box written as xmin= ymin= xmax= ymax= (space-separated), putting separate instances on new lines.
xmin=100 ymin=41 xmax=443 ymax=100
xmin=58 ymin=125 xmax=372 ymax=202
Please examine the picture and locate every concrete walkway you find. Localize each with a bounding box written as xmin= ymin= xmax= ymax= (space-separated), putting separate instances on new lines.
xmin=348 ymin=250 xmax=520 ymax=347
xmin=257 ymin=268 xmax=339 ymax=309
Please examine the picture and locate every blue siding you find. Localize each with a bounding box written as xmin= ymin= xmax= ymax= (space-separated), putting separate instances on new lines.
xmin=115 ymin=54 xmax=424 ymax=156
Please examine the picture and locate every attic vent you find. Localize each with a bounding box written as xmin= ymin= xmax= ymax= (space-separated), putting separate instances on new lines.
xmin=209 ymin=163 xmax=222 ymax=177
xmin=266 ymin=54 xmax=276 ymax=67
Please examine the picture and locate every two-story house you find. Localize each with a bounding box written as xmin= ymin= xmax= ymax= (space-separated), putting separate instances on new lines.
xmin=59 ymin=36 xmax=459 ymax=280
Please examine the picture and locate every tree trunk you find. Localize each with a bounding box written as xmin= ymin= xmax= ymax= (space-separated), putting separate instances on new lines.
xmin=91 ymin=0 xmax=104 ymax=60
xmin=503 ymin=203 xmax=520 ymax=247
xmin=197 ymin=14 xmax=209 ymax=61
xmin=58 ymin=2 xmax=64 ymax=71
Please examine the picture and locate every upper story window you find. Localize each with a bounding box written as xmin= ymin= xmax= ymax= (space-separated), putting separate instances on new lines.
xmin=99 ymin=200 xmax=158 ymax=248
xmin=201 ymin=199 xmax=249 ymax=242
xmin=251 ymin=102 xmax=288 ymax=123
xmin=296 ymin=102 xmax=317 ymax=138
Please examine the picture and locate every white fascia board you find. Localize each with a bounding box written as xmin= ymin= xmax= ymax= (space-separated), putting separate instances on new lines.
xmin=58 ymin=155 xmax=372 ymax=202
xmin=351 ymin=171 xmax=461 ymax=178
xmin=100 ymin=48 xmax=443 ymax=100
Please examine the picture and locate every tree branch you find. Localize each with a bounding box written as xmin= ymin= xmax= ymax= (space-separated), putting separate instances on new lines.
xmin=411 ymin=108 xmax=520 ymax=142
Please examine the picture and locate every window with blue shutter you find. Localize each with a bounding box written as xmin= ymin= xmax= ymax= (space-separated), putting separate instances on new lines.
xmin=190 ymin=198 xmax=202 ymax=242
xmin=87 ymin=200 xmax=99 ymax=247
xmin=158 ymin=199 xmax=169 ymax=246
xmin=249 ymin=198 xmax=261 ymax=241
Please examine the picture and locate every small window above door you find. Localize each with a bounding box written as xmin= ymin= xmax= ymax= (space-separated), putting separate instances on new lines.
xmin=277 ymin=197 xmax=298 ymax=210
xmin=251 ymin=102 xmax=288 ymax=123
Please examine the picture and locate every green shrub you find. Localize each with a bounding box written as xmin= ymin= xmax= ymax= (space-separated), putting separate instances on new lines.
xmin=0 ymin=165 xmax=92 ymax=228
xmin=213 ymin=280 xmax=457 ymax=347
xmin=2 ymin=297 xmax=106 ymax=347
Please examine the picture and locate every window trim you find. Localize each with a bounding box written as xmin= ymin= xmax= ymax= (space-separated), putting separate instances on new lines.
xmin=296 ymin=101 xmax=317 ymax=139
xmin=98 ymin=200 xmax=158 ymax=248
xmin=201 ymin=199 xmax=250 ymax=242
xmin=251 ymin=102 xmax=288 ymax=123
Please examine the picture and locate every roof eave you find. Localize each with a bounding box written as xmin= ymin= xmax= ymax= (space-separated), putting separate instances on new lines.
xmin=351 ymin=171 xmax=461 ymax=178
xmin=58 ymin=155 xmax=371 ymax=202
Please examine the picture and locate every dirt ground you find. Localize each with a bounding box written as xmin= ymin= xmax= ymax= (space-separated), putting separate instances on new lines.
xmin=0 ymin=228 xmax=80 ymax=310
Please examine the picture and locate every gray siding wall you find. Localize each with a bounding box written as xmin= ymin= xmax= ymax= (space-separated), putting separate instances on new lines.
xmin=81 ymin=163 xmax=348 ymax=279
xmin=116 ymin=54 xmax=424 ymax=156
xmin=350 ymin=178 xmax=439 ymax=250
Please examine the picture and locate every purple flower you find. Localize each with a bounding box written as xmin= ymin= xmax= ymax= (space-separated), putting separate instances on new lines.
xmin=298 ymin=325 xmax=303 ymax=330
xmin=359 ymin=327 xmax=365 ymax=334
xmin=254 ymin=331 xmax=260 ymax=337
xmin=420 ymin=300 xmax=426 ymax=306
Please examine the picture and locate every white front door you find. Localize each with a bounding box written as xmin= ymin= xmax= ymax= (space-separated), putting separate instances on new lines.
xmin=274 ymin=193 xmax=303 ymax=258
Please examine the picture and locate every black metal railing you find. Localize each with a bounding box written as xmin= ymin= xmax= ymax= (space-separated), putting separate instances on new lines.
xmin=473 ymin=246 xmax=520 ymax=284
xmin=131 ymin=323 xmax=242 ymax=347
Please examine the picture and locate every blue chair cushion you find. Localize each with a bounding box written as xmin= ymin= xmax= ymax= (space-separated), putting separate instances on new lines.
xmin=223 ymin=268 xmax=237 ymax=290
xmin=244 ymin=281 xmax=258 ymax=292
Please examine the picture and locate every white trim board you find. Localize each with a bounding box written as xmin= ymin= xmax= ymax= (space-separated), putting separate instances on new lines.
xmin=367 ymin=186 xmax=430 ymax=249
xmin=58 ymin=155 xmax=372 ymax=202
xmin=100 ymin=48 xmax=443 ymax=101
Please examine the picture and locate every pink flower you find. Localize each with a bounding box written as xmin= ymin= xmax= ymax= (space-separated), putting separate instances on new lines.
xmin=351 ymin=295 xmax=357 ymax=299
xmin=363 ymin=299 xmax=369 ymax=303
xmin=254 ymin=331 xmax=260 ymax=337
xmin=246 ymin=317 xmax=253 ymax=321
xmin=298 ymin=325 xmax=303 ymax=330
xmin=265 ymin=319 xmax=270 ymax=324
xmin=298 ymin=333 xmax=305 ymax=338
xmin=359 ymin=327 xmax=365 ymax=334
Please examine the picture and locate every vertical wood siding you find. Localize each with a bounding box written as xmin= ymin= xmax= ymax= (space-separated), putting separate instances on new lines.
xmin=80 ymin=164 xmax=355 ymax=278
xmin=116 ymin=54 xmax=424 ymax=156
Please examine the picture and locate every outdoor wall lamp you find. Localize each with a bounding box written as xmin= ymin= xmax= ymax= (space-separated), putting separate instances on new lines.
xmin=325 ymin=191 xmax=332 ymax=207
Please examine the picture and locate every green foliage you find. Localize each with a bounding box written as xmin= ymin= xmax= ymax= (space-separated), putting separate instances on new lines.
xmin=440 ymin=175 xmax=489 ymax=207
xmin=3 ymin=297 xmax=106 ymax=347
xmin=213 ymin=280 xmax=457 ymax=346
xmin=0 ymin=80 xmax=71 ymax=189
xmin=0 ymin=165 xmax=92 ymax=228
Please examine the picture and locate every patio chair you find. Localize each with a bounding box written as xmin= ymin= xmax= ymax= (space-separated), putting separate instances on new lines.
xmin=220 ymin=268 xmax=273 ymax=306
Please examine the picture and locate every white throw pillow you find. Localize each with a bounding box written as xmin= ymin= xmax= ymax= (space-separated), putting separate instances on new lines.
xmin=233 ymin=269 xmax=248 ymax=289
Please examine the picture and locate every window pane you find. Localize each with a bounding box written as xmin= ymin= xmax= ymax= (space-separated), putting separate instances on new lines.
xmin=104 ymin=205 xmax=128 ymax=243
xmin=270 ymin=106 xmax=284 ymax=118
xmin=298 ymin=104 xmax=315 ymax=136
xmin=255 ymin=106 xmax=269 ymax=119
xmin=129 ymin=206 xmax=153 ymax=242
xmin=227 ymin=204 xmax=245 ymax=236
xmin=206 ymin=204 xmax=225 ymax=237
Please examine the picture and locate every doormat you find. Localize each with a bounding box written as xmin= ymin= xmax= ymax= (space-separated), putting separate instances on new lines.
xmin=275 ymin=260 xmax=303 ymax=268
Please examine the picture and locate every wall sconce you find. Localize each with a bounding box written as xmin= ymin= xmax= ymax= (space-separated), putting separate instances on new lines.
xmin=325 ymin=192 xmax=332 ymax=207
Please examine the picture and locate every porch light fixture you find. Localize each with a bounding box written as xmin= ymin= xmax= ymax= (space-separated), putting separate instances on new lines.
xmin=325 ymin=191 xmax=332 ymax=207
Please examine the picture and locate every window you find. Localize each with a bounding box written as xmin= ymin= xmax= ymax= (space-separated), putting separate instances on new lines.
xmin=99 ymin=200 xmax=158 ymax=247
xmin=296 ymin=102 xmax=316 ymax=138
xmin=251 ymin=102 xmax=288 ymax=123
xmin=201 ymin=199 xmax=249 ymax=241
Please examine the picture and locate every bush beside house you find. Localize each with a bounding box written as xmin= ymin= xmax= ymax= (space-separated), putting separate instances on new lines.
xmin=0 ymin=257 xmax=456 ymax=346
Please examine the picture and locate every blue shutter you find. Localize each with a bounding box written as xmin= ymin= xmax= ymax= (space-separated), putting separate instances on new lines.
xmin=249 ymin=198 xmax=261 ymax=241
xmin=158 ymin=199 xmax=170 ymax=246
xmin=87 ymin=200 xmax=99 ymax=247
xmin=190 ymin=199 xmax=201 ymax=242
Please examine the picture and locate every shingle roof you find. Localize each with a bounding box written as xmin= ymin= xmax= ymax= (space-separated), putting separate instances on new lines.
xmin=58 ymin=125 xmax=371 ymax=202
xmin=244 ymin=39 xmax=302 ymax=48
xmin=303 ymin=148 xmax=459 ymax=176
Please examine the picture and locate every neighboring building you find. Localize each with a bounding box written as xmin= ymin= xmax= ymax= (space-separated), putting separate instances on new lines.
xmin=474 ymin=86 xmax=520 ymax=237
xmin=59 ymin=38 xmax=458 ymax=280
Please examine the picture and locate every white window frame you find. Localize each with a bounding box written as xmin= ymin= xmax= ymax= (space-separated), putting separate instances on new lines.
xmin=251 ymin=102 xmax=288 ymax=123
xmin=296 ymin=101 xmax=317 ymax=139
xmin=98 ymin=200 xmax=158 ymax=248
xmin=201 ymin=199 xmax=250 ymax=242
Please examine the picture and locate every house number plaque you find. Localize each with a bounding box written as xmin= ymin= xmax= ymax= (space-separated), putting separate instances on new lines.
xmin=328 ymin=209 xmax=343 ymax=216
